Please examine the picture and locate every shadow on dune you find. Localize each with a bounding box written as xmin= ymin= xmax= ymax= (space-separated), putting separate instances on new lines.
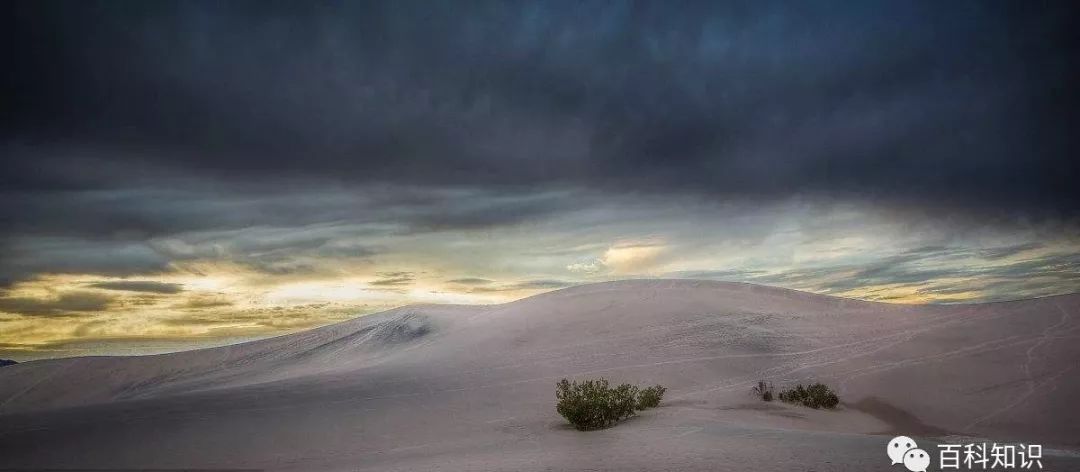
xmin=850 ymin=396 xmax=950 ymax=436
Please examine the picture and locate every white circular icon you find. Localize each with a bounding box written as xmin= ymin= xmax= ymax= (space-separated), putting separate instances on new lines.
xmin=887 ymin=436 xmax=918 ymax=465
xmin=903 ymin=448 xmax=931 ymax=472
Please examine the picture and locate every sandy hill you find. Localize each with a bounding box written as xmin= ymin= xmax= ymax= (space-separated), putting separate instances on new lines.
xmin=1 ymin=280 xmax=1078 ymax=471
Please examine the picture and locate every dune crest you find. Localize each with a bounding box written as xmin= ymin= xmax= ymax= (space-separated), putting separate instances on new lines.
xmin=1 ymin=280 xmax=1078 ymax=471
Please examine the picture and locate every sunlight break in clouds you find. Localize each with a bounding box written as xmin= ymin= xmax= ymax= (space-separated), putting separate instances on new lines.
xmin=569 ymin=241 xmax=669 ymax=275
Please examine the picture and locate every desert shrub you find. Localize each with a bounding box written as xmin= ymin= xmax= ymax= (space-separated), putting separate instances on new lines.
xmin=556 ymin=378 xmax=611 ymax=430
xmin=609 ymin=383 xmax=640 ymax=422
xmin=636 ymin=384 xmax=666 ymax=410
xmin=556 ymin=378 xmax=665 ymax=430
xmin=777 ymin=382 xmax=839 ymax=409
xmin=752 ymin=380 xmax=774 ymax=401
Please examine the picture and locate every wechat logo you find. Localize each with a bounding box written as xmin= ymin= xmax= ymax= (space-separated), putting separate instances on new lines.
xmin=888 ymin=436 xmax=930 ymax=472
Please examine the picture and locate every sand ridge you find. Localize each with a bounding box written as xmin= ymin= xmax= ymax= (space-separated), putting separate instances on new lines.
xmin=1 ymin=280 xmax=1077 ymax=471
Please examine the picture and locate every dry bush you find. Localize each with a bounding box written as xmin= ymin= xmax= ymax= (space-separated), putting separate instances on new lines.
xmin=556 ymin=378 xmax=666 ymax=430
xmin=777 ymin=382 xmax=839 ymax=409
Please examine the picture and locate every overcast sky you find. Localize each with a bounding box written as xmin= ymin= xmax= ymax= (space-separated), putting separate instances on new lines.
xmin=2 ymin=1 xmax=1078 ymax=360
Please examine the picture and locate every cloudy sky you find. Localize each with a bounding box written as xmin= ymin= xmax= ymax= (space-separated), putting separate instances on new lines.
xmin=2 ymin=1 xmax=1078 ymax=360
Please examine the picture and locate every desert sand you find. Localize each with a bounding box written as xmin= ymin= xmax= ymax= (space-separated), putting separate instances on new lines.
xmin=1 ymin=280 xmax=1078 ymax=471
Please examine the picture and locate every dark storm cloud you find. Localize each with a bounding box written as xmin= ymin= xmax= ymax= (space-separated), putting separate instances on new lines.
xmin=3 ymin=1 xmax=1078 ymax=210
xmin=0 ymin=291 xmax=114 ymax=317
xmin=0 ymin=186 xmax=579 ymax=286
xmin=87 ymin=280 xmax=184 ymax=294
xmin=0 ymin=237 xmax=174 ymax=286
xmin=0 ymin=181 xmax=575 ymax=243
xmin=1 ymin=0 xmax=1078 ymax=293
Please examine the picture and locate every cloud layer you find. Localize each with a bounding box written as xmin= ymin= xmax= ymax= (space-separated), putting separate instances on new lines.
xmin=4 ymin=2 xmax=1078 ymax=210
xmin=1 ymin=1 xmax=1078 ymax=359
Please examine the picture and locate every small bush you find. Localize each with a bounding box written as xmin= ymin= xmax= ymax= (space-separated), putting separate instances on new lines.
xmin=556 ymin=378 xmax=611 ymax=430
xmin=777 ymin=382 xmax=839 ymax=409
xmin=752 ymin=380 xmax=774 ymax=401
xmin=610 ymin=383 xmax=640 ymax=422
xmin=636 ymin=385 xmax=666 ymax=410
xmin=556 ymin=378 xmax=665 ymax=430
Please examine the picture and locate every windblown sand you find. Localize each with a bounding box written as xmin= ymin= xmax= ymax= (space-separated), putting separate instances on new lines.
xmin=1 ymin=280 xmax=1078 ymax=471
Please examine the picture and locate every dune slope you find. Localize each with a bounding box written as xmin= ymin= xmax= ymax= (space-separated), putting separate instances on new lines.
xmin=1 ymin=280 xmax=1078 ymax=471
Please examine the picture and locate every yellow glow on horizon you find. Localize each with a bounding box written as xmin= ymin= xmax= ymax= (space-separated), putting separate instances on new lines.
xmin=833 ymin=280 xmax=982 ymax=304
xmin=600 ymin=241 xmax=668 ymax=274
xmin=2 ymin=233 xmax=1077 ymax=359
xmin=0 ymin=268 xmax=554 ymax=358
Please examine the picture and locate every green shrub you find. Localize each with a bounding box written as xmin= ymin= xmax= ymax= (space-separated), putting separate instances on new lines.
xmin=556 ymin=378 xmax=611 ymax=430
xmin=555 ymin=378 xmax=665 ymax=430
xmin=636 ymin=384 xmax=666 ymax=410
xmin=752 ymin=380 xmax=774 ymax=401
xmin=609 ymin=383 xmax=640 ymax=422
xmin=777 ymin=382 xmax=839 ymax=409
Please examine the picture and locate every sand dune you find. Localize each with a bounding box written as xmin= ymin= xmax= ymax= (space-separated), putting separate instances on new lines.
xmin=1 ymin=280 xmax=1078 ymax=471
